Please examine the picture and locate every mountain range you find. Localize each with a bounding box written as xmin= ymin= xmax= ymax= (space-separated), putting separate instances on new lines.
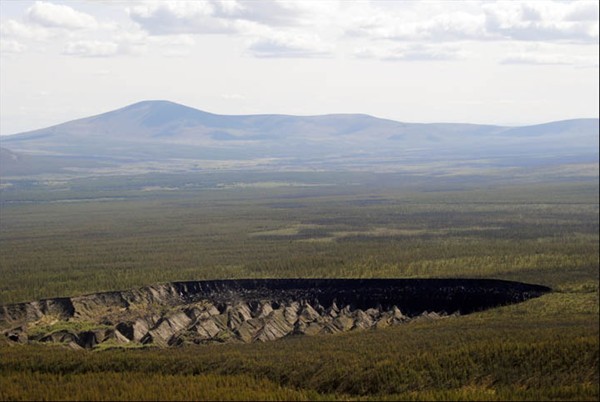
xmin=1 ymin=100 xmax=598 ymax=176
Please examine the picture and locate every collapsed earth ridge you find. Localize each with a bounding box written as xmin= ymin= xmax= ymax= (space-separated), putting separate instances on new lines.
xmin=1 ymin=278 xmax=550 ymax=349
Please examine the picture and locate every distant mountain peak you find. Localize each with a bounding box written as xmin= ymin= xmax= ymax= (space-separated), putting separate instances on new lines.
xmin=122 ymin=99 xmax=204 ymax=112
xmin=1 ymin=101 xmax=597 ymax=171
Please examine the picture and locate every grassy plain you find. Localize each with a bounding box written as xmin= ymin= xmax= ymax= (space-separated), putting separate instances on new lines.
xmin=0 ymin=172 xmax=598 ymax=400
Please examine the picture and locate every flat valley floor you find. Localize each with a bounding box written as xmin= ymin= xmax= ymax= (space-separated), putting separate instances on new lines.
xmin=0 ymin=172 xmax=598 ymax=400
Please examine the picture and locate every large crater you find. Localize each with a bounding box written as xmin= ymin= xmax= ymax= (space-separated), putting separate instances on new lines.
xmin=1 ymin=278 xmax=550 ymax=349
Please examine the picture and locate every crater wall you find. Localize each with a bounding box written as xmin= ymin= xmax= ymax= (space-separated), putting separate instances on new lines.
xmin=1 ymin=278 xmax=550 ymax=348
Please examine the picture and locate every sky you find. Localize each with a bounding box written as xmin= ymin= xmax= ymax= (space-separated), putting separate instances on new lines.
xmin=0 ymin=0 xmax=598 ymax=135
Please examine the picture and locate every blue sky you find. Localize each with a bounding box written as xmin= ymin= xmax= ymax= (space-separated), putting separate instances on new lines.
xmin=0 ymin=0 xmax=598 ymax=135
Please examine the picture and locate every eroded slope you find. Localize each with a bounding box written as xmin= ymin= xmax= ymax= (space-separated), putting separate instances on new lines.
xmin=1 ymin=279 xmax=550 ymax=349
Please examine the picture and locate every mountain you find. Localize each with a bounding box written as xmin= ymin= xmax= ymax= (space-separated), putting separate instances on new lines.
xmin=3 ymin=100 xmax=409 ymax=143
xmin=1 ymin=100 xmax=598 ymax=175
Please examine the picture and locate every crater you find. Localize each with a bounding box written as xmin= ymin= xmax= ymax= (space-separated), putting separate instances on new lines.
xmin=1 ymin=278 xmax=550 ymax=349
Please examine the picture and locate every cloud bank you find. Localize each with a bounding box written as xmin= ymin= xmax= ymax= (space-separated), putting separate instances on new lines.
xmin=1 ymin=0 xmax=597 ymax=64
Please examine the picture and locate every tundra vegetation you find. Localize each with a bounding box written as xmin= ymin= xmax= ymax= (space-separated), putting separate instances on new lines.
xmin=0 ymin=172 xmax=598 ymax=401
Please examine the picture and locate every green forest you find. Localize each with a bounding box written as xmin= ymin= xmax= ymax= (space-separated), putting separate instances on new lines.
xmin=0 ymin=176 xmax=598 ymax=400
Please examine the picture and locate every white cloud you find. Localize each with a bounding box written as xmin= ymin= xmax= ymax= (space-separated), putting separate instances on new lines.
xmin=228 ymin=1 xmax=309 ymax=27
xmin=421 ymin=12 xmax=487 ymax=41
xmin=349 ymin=10 xmax=487 ymax=42
xmin=248 ymin=32 xmax=332 ymax=58
xmin=0 ymin=19 xmax=51 ymax=41
xmin=63 ymin=40 xmax=119 ymax=57
xmin=149 ymin=34 xmax=196 ymax=57
xmin=500 ymin=54 xmax=569 ymax=65
xmin=356 ymin=43 xmax=466 ymax=62
xmin=27 ymin=1 xmax=98 ymax=30
xmin=118 ymin=0 xmax=599 ymax=62
xmin=564 ymin=1 xmax=599 ymax=22
xmin=1 ymin=3 xmax=198 ymax=59
xmin=125 ymin=0 xmax=337 ymax=59
xmin=3 ymin=0 xmax=596 ymax=63
xmin=128 ymin=1 xmax=235 ymax=34
xmin=345 ymin=1 xmax=598 ymax=44
xmin=0 ymin=38 xmax=26 ymax=54
xmin=482 ymin=1 xmax=599 ymax=43
xmin=128 ymin=0 xmax=315 ymax=34
xmin=61 ymin=30 xmax=152 ymax=58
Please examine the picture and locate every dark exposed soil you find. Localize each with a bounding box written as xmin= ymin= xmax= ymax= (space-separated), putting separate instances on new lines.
xmin=1 ymin=278 xmax=550 ymax=348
